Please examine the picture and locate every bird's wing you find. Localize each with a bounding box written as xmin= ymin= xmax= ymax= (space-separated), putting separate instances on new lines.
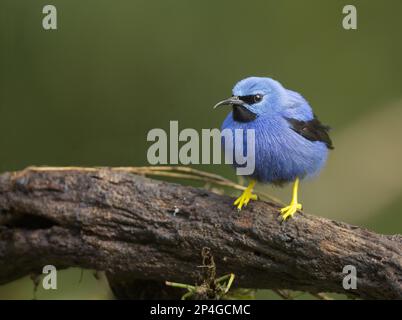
xmin=282 ymin=90 xmax=314 ymax=121
xmin=285 ymin=115 xmax=334 ymax=150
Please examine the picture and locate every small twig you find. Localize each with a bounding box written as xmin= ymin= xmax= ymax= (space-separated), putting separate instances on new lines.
xmin=24 ymin=165 xmax=283 ymax=203
xmin=165 ymin=281 xmax=196 ymax=291
xmin=273 ymin=289 xmax=294 ymax=300
xmin=312 ymin=292 xmax=333 ymax=300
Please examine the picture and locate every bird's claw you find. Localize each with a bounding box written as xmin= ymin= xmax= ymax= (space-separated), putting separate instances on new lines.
xmin=280 ymin=202 xmax=302 ymax=220
xmin=234 ymin=190 xmax=258 ymax=210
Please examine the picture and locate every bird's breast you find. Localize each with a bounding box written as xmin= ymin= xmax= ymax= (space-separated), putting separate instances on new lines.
xmin=221 ymin=115 xmax=328 ymax=183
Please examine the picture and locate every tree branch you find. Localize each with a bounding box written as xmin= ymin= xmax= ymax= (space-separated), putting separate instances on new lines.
xmin=0 ymin=167 xmax=401 ymax=299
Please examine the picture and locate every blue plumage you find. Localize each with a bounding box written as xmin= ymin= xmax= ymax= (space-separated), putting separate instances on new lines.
xmin=220 ymin=77 xmax=329 ymax=184
xmin=214 ymin=77 xmax=332 ymax=217
xmin=219 ymin=77 xmax=330 ymax=184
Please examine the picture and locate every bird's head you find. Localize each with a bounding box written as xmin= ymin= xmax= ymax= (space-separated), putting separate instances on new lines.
xmin=214 ymin=77 xmax=287 ymax=122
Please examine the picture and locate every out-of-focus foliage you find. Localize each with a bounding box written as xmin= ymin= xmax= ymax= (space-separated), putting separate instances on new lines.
xmin=0 ymin=0 xmax=401 ymax=299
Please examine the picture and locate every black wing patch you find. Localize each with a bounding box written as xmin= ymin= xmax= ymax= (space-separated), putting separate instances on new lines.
xmin=286 ymin=115 xmax=334 ymax=150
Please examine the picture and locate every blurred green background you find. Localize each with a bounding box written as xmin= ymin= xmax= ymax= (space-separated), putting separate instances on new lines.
xmin=0 ymin=0 xmax=401 ymax=299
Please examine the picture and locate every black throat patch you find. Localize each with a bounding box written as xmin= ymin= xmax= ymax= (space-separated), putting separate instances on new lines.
xmin=232 ymin=105 xmax=257 ymax=123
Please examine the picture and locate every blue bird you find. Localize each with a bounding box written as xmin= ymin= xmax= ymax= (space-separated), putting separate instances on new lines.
xmin=214 ymin=77 xmax=333 ymax=220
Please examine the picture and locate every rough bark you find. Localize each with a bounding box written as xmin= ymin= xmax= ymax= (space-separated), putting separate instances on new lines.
xmin=0 ymin=167 xmax=401 ymax=299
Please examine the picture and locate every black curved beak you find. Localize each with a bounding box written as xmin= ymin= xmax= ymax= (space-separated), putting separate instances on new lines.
xmin=213 ymin=96 xmax=245 ymax=109
xmin=213 ymin=96 xmax=257 ymax=123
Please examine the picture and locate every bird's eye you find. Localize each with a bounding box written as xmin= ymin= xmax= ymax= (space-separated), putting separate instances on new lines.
xmin=254 ymin=94 xmax=263 ymax=103
xmin=238 ymin=94 xmax=264 ymax=104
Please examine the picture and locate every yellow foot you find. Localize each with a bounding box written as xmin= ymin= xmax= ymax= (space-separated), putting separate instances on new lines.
xmin=234 ymin=189 xmax=258 ymax=210
xmin=280 ymin=202 xmax=302 ymax=220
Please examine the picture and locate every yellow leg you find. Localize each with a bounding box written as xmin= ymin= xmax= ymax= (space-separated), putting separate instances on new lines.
xmin=280 ymin=178 xmax=302 ymax=220
xmin=233 ymin=180 xmax=258 ymax=210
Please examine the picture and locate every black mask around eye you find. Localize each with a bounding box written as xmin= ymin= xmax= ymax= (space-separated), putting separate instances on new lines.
xmin=239 ymin=94 xmax=263 ymax=105
xmin=213 ymin=94 xmax=262 ymax=122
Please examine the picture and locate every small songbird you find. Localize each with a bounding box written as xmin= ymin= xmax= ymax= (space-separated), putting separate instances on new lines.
xmin=214 ymin=77 xmax=333 ymax=220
